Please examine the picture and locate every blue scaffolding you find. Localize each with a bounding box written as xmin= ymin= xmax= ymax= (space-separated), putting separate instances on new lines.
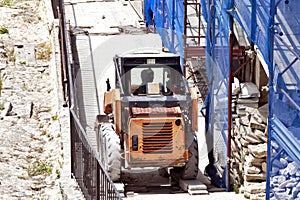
xmin=145 ymin=0 xmax=300 ymax=198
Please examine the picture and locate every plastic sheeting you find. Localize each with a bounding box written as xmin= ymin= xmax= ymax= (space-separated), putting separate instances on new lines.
xmin=232 ymin=0 xmax=271 ymax=61
xmin=202 ymin=0 xmax=300 ymax=196
xmin=267 ymin=0 xmax=300 ymax=199
xmin=204 ymin=0 xmax=231 ymax=190
xmin=144 ymin=0 xmax=184 ymax=60
xmin=145 ymin=0 xmax=300 ymax=196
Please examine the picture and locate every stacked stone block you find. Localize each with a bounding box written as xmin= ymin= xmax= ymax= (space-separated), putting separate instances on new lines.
xmin=231 ymin=81 xmax=268 ymax=200
xmin=232 ymin=104 xmax=268 ymax=200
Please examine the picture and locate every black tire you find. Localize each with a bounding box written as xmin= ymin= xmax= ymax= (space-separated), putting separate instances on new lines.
xmin=181 ymin=133 xmax=199 ymax=179
xmin=99 ymin=123 xmax=121 ymax=182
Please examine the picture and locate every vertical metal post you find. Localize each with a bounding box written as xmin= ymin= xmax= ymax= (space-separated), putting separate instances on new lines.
xmin=96 ymin=162 xmax=100 ymax=200
xmin=227 ymin=0 xmax=234 ymax=192
xmin=86 ymin=33 xmax=101 ymax=114
xmin=266 ymin=0 xmax=276 ymax=199
xmin=57 ymin=6 xmax=68 ymax=107
xmin=198 ymin=2 xmax=201 ymax=46
xmin=171 ymin=0 xmax=175 ymax=52
xmin=183 ymin=0 xmax=187 ymax=77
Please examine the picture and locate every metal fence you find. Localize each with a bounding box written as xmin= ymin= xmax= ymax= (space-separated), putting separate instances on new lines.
xmin=56 ymin=0 xmax=122 ymax=199
xmin=70 ymin=113 xmax=122 ymax=200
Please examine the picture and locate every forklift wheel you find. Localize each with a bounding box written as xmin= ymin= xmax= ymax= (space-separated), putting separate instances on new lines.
xmin=181 ymin=133 xmax=199 ymax=179
xmin=100 ymin=123 xmax=121 ymax=182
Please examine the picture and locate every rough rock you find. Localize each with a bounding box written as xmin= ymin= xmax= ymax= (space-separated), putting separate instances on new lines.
xmin=244 ymin=173 xmax=266 ymax=182
xmin=0 ymin=1 xmax=79 ymax=199
xmin=245 ymin=165 xmax=261 ymax=174
xmin=245 ymin=155 xmax=264 ymax=167
xmin=244 ymin=182 xmax=266 ymax=194
xmin=249 ymin=117 xmax=266 ymax=131
xmin=254 ymin=129 xmax=267 ymax=143
xmin=248 ymin=143 xmax=267 ymax=159
xmin=261 ymin=162 xmax=267 ymax=173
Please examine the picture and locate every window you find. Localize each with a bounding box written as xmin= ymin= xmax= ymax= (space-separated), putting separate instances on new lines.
xmin=130 ymin=65 xmax=186 ymax=95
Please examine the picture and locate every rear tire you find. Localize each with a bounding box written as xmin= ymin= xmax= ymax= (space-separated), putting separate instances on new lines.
xmin=99 ymin=123 xmax=121 ymax=182
xmin=181 ymin=133 xmax=199 ymax=179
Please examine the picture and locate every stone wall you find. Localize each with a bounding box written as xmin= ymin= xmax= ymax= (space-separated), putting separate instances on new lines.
xmin=0 ymin=0 xmax=84 ymax=199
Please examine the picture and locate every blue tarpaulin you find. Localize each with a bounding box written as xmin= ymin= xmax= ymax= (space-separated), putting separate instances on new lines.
xmin=145 ymin=0 xmax=300 ymax=197
xmin=144 ymin=0 xmax=184 ymax=59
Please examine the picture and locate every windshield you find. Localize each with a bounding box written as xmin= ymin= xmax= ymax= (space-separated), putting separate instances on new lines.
xmin=130 ymin=65 xmax=187 ymax=96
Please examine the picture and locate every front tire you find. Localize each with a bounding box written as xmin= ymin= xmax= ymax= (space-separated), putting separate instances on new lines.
xmin=99 ymin=123 xmax=121 ymax=182
xmin=181 ymin=133 xmax=199 ymax=179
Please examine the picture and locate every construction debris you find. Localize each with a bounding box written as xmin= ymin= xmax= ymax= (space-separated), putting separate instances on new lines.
xmin=231 ymin=81 xmax=268 ymax=200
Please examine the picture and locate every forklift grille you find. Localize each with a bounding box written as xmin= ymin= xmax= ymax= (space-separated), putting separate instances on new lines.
xmin=142 ymin=122 xmax=173 ymax=153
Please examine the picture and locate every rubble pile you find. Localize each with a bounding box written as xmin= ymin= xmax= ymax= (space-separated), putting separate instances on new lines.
xmin=269 ymin=140 xmax=300 ymax=199
xmin=231 ymin=81 xmax=268 ymax=200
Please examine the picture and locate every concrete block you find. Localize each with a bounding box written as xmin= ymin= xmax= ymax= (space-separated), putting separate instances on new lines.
xmin=187 ymin=189 xmax=209 ymax=195
xmin=179 ymin=179 xmax=207 ymax=191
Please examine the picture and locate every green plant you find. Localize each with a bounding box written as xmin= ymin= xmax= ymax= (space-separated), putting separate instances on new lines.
xmin=0 ymin=101 xmax=4 ymax=110
xmin=46 ymin=132 xmax=53 ymax=141
xmin=52 ymin=112 xmax=59 ymax=120
xmin=55 ymin=169 xmax=60 ymax=179
xmin=41 ymin=130 xmax=47 ymax=136
xmin=21 ymin=82 xmax=27 ymax=91
xmin=19 ymin=61 xmax=26 ymax=65
xmin=233 ymin=182 xmax=240 ymax=194
xmin=0 ymin=27 xmax=8 ymax=34
xmin=36 ymin=42 xmax=52 ymax=60
xmin=6 ymin=47 xmax=15 ymax=63
xmin=18 ymin=175 xmax=27 ymax=180
xmin=34 ymin=147 xmax=44 ymax=153
xmin=28 ymin=160 xmax=53 ymax=177
xmin=0 ymin=0 xmax=15 ymax=7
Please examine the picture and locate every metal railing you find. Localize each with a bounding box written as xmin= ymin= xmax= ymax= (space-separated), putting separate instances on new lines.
xmin=70 ymin=112 xmax=122 ymax=200
xmin=56 ymin=0 xmax=122 ymax=199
